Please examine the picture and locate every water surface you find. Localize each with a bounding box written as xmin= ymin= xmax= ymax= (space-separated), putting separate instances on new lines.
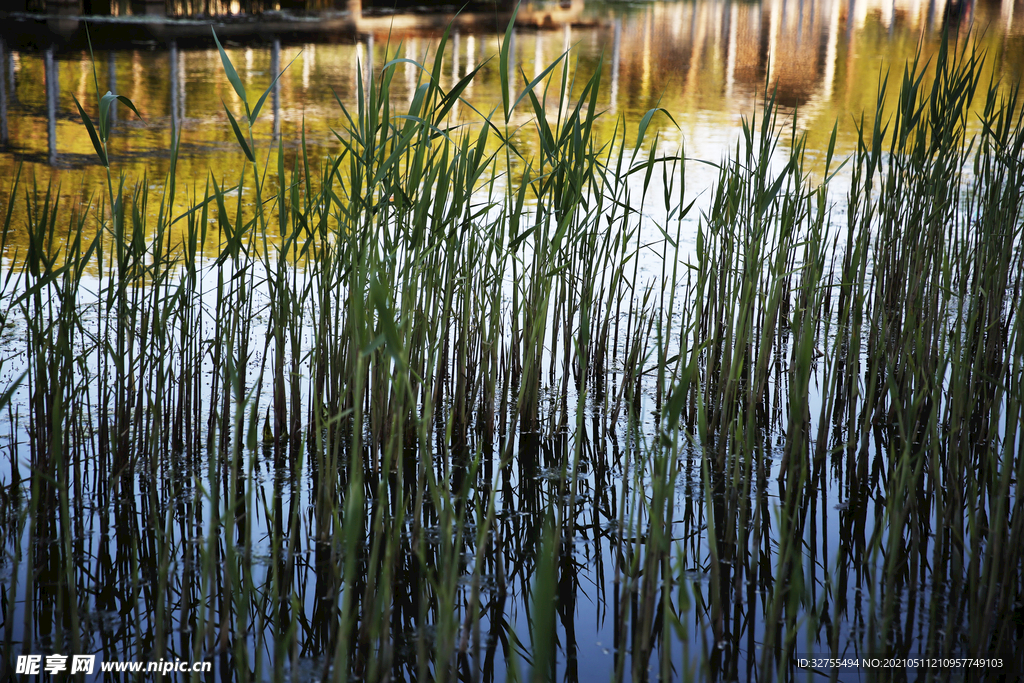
xmin=0 ymin=1 xmax=1023 ymax=682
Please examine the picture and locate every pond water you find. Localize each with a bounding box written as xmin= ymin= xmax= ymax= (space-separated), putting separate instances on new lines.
xmin=0 ymin=0 xmax=1021 ymax=211
xmin=1 ymin=1 xmax=1023 ymax=682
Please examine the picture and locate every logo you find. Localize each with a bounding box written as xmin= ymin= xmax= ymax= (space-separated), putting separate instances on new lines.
xmin=15 ymin=655 xmax=95 ymax=675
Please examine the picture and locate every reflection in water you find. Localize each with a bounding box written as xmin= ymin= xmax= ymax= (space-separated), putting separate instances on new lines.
xmin=170 ymin=42 xmax=180 ymax=134
xmin=0 ymin=39 xmax=7 ymax=146
xmin=44 ymin=47 xmax=57 ymax=167
xmin=0 ymin=0 xmax=1012 ymax=210
xmin=0 ymin=0 xmax=1015 ymax=245
xmin=272 ymin=38 xmax=281 ymax=139
xmin=108 ymin=50 xmax=117 ymax=127
xmin=610 ymin=18 xmax=619 ymax=113
xmin=366 ymin=33 xmax=374 ymax=94
xmin=508 ymin=27 xmax=516 ymax=92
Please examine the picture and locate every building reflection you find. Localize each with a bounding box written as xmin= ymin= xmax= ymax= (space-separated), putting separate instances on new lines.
xmin=170 ymin=42 xmax=180 ymax=136
xmin=272 ymin=38 xmax=281 ymax=138
xmin=586 ymin=0 xmax=1022 ymax=133
xmin=0 ymin=0 xmax=1020 ymax=173
xmin=45 ymin=47 xmax=58 ymax=166
xmin=0 ymin=39 xmax=7 ymax=146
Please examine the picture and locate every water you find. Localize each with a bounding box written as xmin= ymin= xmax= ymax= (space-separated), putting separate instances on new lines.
xmin=0 ymin=0 xmax=1020 ymax=208
xmin=1 ymin=1 xmax=1023 ymax=682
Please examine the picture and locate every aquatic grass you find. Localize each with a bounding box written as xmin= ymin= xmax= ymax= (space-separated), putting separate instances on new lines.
xmin=0 ymin=22 xmax=1022 ymax=683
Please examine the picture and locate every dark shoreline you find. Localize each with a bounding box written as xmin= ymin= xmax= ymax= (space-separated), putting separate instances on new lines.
xmin=0 ymin=4 xmax=592 ymax=52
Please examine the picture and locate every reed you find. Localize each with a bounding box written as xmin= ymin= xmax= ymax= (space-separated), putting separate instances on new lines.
xmin=0 ymin=22 xmax=1021 ymax=683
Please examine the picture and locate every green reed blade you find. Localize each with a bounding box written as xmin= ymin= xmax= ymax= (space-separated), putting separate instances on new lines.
xmin=511 ymin=54 xmax=566 ymax=120
xmin=251 ymin=51 xmax=300 ymax=126
xmin=498 ymin=4 xmax=520 ymax=122
xmin=433 ymin=63 xmax=488 ymax=127
xmin=633 ymin=107 xmax=677 ymax=162
xmin=212 ymin=28 xmax=248 ymax=106
xmin=224 ymin=102 xmax=255 ymax=162
xmin=98 ymin=91 xmax=116 ymax=142
xmin=115 ymin=94 xmax=144 ymax=123
xmin=71 ymin=94 xmax=108 ymax=168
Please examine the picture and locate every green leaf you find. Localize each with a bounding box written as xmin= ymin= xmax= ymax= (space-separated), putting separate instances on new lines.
xmin=72 ymin=93 xmax=108 ymax=167
xmin=211 ymin=174 xmax=231 ymax=241
xmin=98 ymin=91 xmax=117 ymax=142
xmin=432 ymin=63 xmax=486 ymax=127
xmin=393 ymin=114 xmax=453 ymax=145
xmin=431 ymin=23 xmax=453 ymax=95
xmin=115 ymin=95 xmax=145 ymax=123
xmin=755 ymin=158 xmax=795 ymax=218
xmin=508 ymin=225 xmax=535 ymax=252
xmin=212 ymin=28 xmax=248 ymax=105
xmin=369 ymin=276 xmax=406 ymax=371
xmin=510 ymin=52 xmax=565 ymax=118
xmin=525 ymin=86 xmax=555 ymax=154
xmin=224 ymin=102 xmax=255 ymax=162
xmin=634 ymin=107 xmax=678 ymax=159
xmin=362 ymin=333 xmax=388 ymax=356
xmin=251 ymin=51 xmax=300 ymax=125
xmin=498 ymin=2 xmax=520 ymax=122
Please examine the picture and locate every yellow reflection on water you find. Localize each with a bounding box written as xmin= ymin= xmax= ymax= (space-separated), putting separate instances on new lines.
xmin=0 ymin=0 xmax=1021 ymax=264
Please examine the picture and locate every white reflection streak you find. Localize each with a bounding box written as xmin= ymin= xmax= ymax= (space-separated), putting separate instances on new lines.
xmin=610 ymin=18 xmax=621 ymax=115
xmin=179 ymin=47 xmax=186 ymax=124
xmin=132 ymin=50 xmax=142 ymax=104
xmin=356 ymin=41 xmax=364 ymax=91
xmin=768 ymin=0 xmax=782 ymax=91
xmin=367 ymin=34 xmax=374 ymax=92
xmin=452 ymin=32 xmax=460 ymax=121
xmin=822 ymin=0 xmax=840 ymax=101
xmin=685 ymin=3 xmax=709 ymax=96
xmin=170 ymin=42 xmax=179 ymax=133
xmin=78 ymin=54 xmax=89 ymax=104
xmin=406 ymin=39 xmax=416 ymax=105
xmin=507 ymin=28 xmax=515 ymax=102
xmin=642 ymin=7 xmax=651 ymax=99
xmin=303 ymin=43 xmax=311 ymax=91
xmin=853 ymin=0 xmax=869 ymax=32
xmin=1 ymin=40 xmax=8 ymax=144
xmin=453 ymin=31 xmax=460 ymax=82
xmin=45 ymin=48 xmax=57 ymax=166
xmin=535 ymin=32 xmax=543 ymax=80
xmin=272 ymin=39 xmax=281 ymax=138
xmin=714 ymin=1 xmax=723 ymax=61
xmin=726 ymin=3 xmax=737 ymax=100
